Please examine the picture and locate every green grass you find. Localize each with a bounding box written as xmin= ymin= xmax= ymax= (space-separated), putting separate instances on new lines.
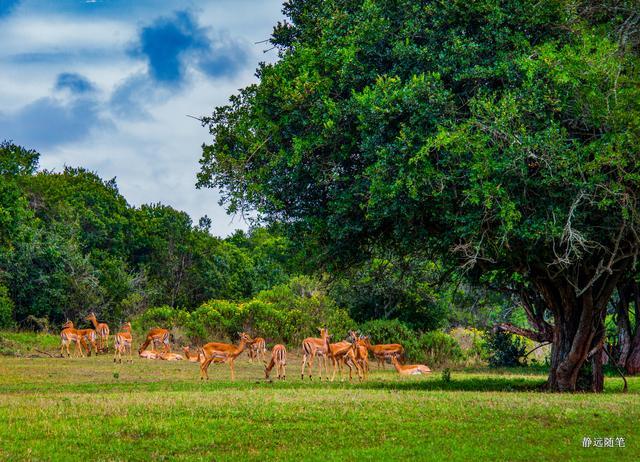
xmin=0 ymin=353 xmax=638 ymax=462
xmin=0 ymin=331 xmax=59 ymax=356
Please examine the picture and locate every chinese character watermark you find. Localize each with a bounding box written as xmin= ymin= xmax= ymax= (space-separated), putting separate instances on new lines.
xmin=583 ymin=437 xmax=625 ymax=448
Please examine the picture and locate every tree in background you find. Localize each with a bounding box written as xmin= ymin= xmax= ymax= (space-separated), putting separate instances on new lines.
xmin=198 ymin=0 xmax=640 ymax=391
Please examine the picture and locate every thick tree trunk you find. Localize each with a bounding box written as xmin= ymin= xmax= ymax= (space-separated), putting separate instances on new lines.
xmin=536 ymin=270 xmax=620 ymax=392
xmin=626 ymin=329 xmax=640 ymax=374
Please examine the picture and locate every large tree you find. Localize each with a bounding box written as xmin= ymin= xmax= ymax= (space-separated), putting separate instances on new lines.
xmin=198 ymin=0 xmax=640 ymax=391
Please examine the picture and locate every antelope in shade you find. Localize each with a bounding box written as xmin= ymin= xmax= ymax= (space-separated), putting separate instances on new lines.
xmin=199 ymin=333 xmax=252 ymax=381
xmin=85 ymin=313 xmax=110 ymax=353
xmin=248 ymin=337 xmax=267 ymax=363
xmin=76 ymin=328 xmax=98 ymax=356
xmin=139 ymin=350 xmax=158 ymax=360
xmin=114 ymin=322 xmax=133 ymax=363
xmin=391 ymin=355 xmax=431 ymax=375
xmin=60 ymin=321 xmax=85 ymax=358
xmin=264 ymin=344 xmax=287 ymax=380
xmin=361 ymin=336 xmax=404 ymax=368
xmin=325 ymin=335 xmax=363 ymax=382
xmin=301 ymin=328 xmax=330 ymax=380
xmin=349 ymin=331 xmax=369 ymax=380
xmin=138 ymin=328 xmax=170 ymax=354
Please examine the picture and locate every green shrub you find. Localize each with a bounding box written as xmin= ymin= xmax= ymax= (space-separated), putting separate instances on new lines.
xmin=0 ymin=286 xmax=16 ymax=329
xmin=134 ymin=305 xmax=187 ymax=334
xmin=419 ymin=331 xmax=464 ymax=366
xmin=449 ymin=327 xmax=487 ymax=364
xmin=484 ymin=330 xmax=527 ymax=368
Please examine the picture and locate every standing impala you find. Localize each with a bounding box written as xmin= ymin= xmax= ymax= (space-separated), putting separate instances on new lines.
xmin=349 ymin=331 xmax=370 ymax=380
xmin=390 ymin=355 xmax=431 ymax=375
xmin=325 ymin=335 xmax=363 ymax=382
xmin=361 ymin=336 xmax=404 ymax=368
xmin=85 ymin=313 xmax=110 ymax=353
xmin=301 ymin=328 xmax=330 ymax=380
xmin=60 ymin=321 xmax=85 ymax=358
xmin=138 ymin=328 xmax=170 ymax=354
xmin=248 ymin=337 xmax=267 ymax=363
xmin=200 ymin=333 xmax=251 ymax=381
xmin=264 ymin=344 xmax=287 ymax=380
xmin=114 ymin=322 xmax=133 ymax=363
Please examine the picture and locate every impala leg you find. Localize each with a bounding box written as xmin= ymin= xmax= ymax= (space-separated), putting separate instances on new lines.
xmin=300 ymin=353 xmax=308 ymax=380
xmin=229 ymin=359 xmax=235 ymax=381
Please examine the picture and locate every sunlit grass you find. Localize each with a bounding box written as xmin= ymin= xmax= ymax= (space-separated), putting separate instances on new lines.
xmin=0 ymin=353 xmax=637 ymax=461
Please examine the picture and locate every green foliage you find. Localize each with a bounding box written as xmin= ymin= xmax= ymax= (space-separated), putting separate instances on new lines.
xmin=484 ymin=330 xmax=527 ymax=368
xmin=359 ymin=318 xmax=419 ymax=360
xmin=0 ymin=285 xmax=15 ymax=330
xmin=441 ymin=368 xmax=452 ymax=383
xmin=419 ymin=331 xmax=464 ymax=367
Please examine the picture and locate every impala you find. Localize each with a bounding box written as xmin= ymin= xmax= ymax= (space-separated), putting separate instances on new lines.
xmin=157 ymin=352 xmax=184 ymax=361
xmin=60 ymin=321 xmax=84 ymax=358
xmin=114 ymin=322 xmax=133 ymax=363
xmin=138 ymin=328 xmax=170 ymax=354
xmin=301 ymin=327 xmax=330 ymax=380
xmin=182 ymin=346 xmax=203 ymax=363
xmin=325 ymin=335 xmax=362 ymax=382
xmin=139 ymin=350 xmax=158 ymax=360
xmin=86 ymin=313 xmax=110 ymax=353
xmin=264 ymin=344 xmax=287 ymax=380
xmin=390 ymin=355 xmax=431 ymax=375
xmin=76 ymin=328 xmax=98 ymax=356
xmin=349 ymin=331 xmax=369 ymax=380
xmin=248 ymin=337 xmax=267 ymax=363
xmin=200 ymin=333 xmax=251 ymax=381
xmin=361 ymin=336 xmax=404 ymax=368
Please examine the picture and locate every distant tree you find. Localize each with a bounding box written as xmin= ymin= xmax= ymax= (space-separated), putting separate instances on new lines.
xmin=198 ymin=0 xmax=640 ymax=391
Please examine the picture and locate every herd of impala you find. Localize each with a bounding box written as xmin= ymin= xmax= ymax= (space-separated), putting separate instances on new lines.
xmin=59 ymin=314 xmax=432 ymax=381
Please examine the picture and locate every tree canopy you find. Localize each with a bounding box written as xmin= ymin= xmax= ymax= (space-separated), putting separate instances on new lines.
xmin=198 ymin=0 xmax=640 ymax=391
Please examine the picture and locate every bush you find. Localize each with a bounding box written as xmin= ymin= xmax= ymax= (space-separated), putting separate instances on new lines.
xmin=134 ymin=305 xmax=187 ymax=334
xmin=358 ymin=319 xmax=420 ymax=361
xmin=449 ymin=327 xmax=487 ymax=364
xmin=484 ymin=330 xmax=527 ymax=368
xmin=0 ymin=286 xmax=15 ymax=329
xmin=419 ymin=331 xmax=464 ymax=366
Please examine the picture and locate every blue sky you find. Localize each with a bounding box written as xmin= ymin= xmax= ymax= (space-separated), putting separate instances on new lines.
xmin=0 ymin=0 xmax=283 ymax=235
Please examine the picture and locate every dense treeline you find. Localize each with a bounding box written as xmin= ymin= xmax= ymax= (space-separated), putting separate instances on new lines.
xmin=0 ymin=141 xmax=296 ymax=327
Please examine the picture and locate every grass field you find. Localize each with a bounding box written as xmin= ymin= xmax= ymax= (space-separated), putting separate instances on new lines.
xmin=0 ymin=352 xmax=637 ymax=462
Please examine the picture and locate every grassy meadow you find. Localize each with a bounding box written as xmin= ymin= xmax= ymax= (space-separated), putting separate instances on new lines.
xmin=0 ymin=348 xmax=638 ymax=462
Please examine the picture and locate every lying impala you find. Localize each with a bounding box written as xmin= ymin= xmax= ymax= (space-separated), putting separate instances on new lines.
xmin=301 ymin=328 xmax=330 ymax=380
xmin=138 ymin=328 xmax=170 ymax=354
xmin=114 ymin=322 xmax=133 ymax=363
xmin=264 ymin=344 xmax=286 ymax=380
xmin=361 ymin=336 xmax=404 ymax=368
xmin=200 ymin=333 xmax=251 ymax=381
xmin=157 ymin=352 xmax=184 ymax=361
xmin=139 ymin=350 xmax=158 ymax=360
xmin=86 ymin=313 xmax=110 ymax=353
xmin=60 ymin=321 xmax=85 ymax=358
xmin=182 ymin=346 xmax=203 ymax=363
xmin=326 ymin=335 xmax=363 ymax=382
xmin=391 ymin=355 xmax=431 ymax=375
xmin=248 ymin=337 xmax=267 ymax=363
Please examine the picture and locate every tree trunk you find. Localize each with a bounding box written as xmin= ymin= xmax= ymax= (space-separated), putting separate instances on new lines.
xmin=626 ymin=329 xmax=640 ymax=374
xmin=536 ymin=270 xmax=620 ymax=392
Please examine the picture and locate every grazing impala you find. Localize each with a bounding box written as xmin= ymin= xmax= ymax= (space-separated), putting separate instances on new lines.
xmin=60 ymin=321 xmax=84 ymax=358
xmin=391 ymin=355 xmax=431 ymax=375
xmin=264 ymin=344 xmax=287 ymax=380
xmin=200 ymin=333 xmax=251 ymax=381
xmin=326 ymin=335 xmax=363 ymax=382
xmin=301 ymin=328 xmax=330 ymax=380
xmin=248 ymin=337 xmax=267 ymax=363
xmin=86 ymin=313 xmax=110 ymax=353
xmin=114 ymin=322 xmax=133 ymax=363
xmin=138 ymin=328 xmax=170 ymax=354
xmin=361 ymin=336 xmax=404 ymax=368
xmin=76 ymin=328 xmax=98 ymax=356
